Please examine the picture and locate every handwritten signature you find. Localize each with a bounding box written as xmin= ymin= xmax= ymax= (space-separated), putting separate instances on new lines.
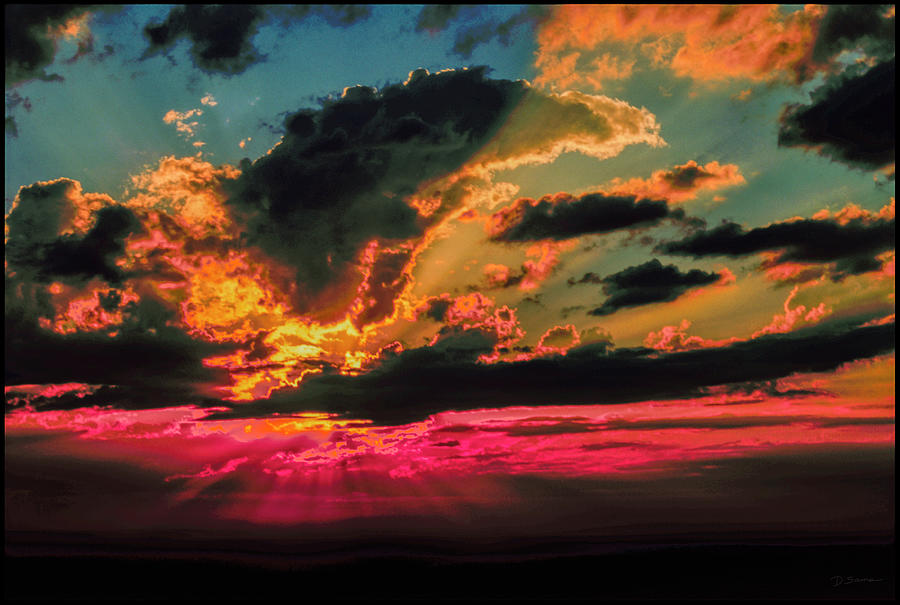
xmin=831 ymin=575 xmax=886 ymax=587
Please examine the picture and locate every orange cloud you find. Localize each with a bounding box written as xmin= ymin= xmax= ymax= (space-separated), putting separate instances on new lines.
xmin=105 ymin=157 xmax=420 ymax=401
xmin=603 ymin=160 xmax=746 ymax=203
xmin=48 ymin=10 xmax=94 ymax=64
xmin=468 ymin=87 xmax=665 ymax=174
xmin=863 ymin=313 xmax=895 ymax=327
xmin=163 ymin=107 xmax=204 ymax=139
xmin=125 ymin=156 xmax=240 ymax=238
xmin=39 ymin=281 xmax=140 ymax=336
xmin=533 ymin=51 xmax=581 ymax=91
xmin=583 ymin=53 xmax=636 ymax=90
xmin=534 ymin=4 xmax=826 ymax=90
xmin=483 ymin=263 xmax=515 ymax=288
xmin=811 ymin=198 xmax=895 ymax=225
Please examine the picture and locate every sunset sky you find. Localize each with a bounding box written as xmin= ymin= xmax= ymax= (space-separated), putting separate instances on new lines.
xmin=4 ymin=5 xmax=895 ymax=597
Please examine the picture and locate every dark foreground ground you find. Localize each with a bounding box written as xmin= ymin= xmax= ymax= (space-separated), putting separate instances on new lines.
xmin=5 ymin=532 xmax=895 ymax=601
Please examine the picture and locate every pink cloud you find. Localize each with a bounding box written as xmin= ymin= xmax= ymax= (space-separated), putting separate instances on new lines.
xmin=644 ymin=319 xmax=739 ymax=352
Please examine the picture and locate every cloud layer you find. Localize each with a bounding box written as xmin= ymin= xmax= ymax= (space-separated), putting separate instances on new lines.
xmin=656 ymin=213 xmax=895 ymax=280
xmin=205 ymin=319 xmax=895 ymax=424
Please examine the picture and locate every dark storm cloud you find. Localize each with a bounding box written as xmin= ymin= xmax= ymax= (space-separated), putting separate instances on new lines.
xmin=205 ymin=318 xmax=895 ymax=425
xmin=778 ymin=5 xmax=894 ymax=169
xmin=811 ymin=4 xmax=895 ymax=65
xmin=489 ymin=193 xmax=686 ymax=242
xmin=304 ymin=5 xmax=372 ymax=27
xmin=452 ymin=6 xmax=549 ymax=58
xmin=5 ymin=181 xmax=140 ymax=285
xmin=5 ymin=383 xmax=195 ymax=413
xmin=143 ymin=5 xmax=266 ymax=75
xmin=4 ymin=176 xmax=244 ymax=409
xmin=6 ymin=180 xmax=77 ymax=244
xmin=4 ymin=299 xmax=235 ymax=410
xmin=778 ymin=58 xmax=895 ymax=170
xmin=24 ymin=206 xmax=137 ymax=284
xmin=4 ymin=5 xmax=92 ymax=87
xmin=713 ymin=379 xmax=833 ymax=402
xmin=413 ymin=5 xmax=548 ymax=57
xmin=6 ymin=90 xmax=32 ymax=134
xmin=226 ymin=67 xmax=534 ymax=310
xmin=142 ymin=5 xmax=371 ymax=75
xmin=420 ymin=297 xmax=454 ymax=322
xmin=655 ymin=215 xmax=895 ymax=279
xmin=415 ymin=5 xmax=464 ymax=32
xmin=587 ymin=259 xmax=721 ymax=316
xmin=6 ymin=90 xmax=32 ymax=112
xmin=567 ymin=272 xmax=603 ymax=286
xmin=352 ymin=247 xmax=413 ymax=328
